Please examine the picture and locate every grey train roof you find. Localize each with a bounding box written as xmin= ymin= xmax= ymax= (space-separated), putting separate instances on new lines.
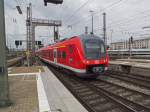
xmin=79 ymin=34 xmax=104 ymax=42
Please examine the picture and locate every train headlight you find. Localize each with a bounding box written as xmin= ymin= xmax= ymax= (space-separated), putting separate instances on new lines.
xmin=105 ymin=67 xmax=108 ymax=71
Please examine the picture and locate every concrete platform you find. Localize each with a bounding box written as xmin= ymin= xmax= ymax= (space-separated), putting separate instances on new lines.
xmin=117 ymin=59 xmax=150 ymax=63
xmin=109 ymin=60 xmax=150 ymax=76
xmin=41 ymin=66 xmax=88 ymax=112
xmin=6 ymin=66 xmax=88 ymax=112
xmin=109 ymin=60 xmax=150 ymax=69
xmin=0 ymin=75 xmax=39 ymax=112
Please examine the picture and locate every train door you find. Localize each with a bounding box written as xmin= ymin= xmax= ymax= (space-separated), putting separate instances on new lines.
xmin=54 ymin=49 xmax=57 ymax=63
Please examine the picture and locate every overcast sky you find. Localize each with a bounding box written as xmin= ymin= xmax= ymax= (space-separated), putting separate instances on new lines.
xmin=4 ymin=0 xmax=150 ymax=48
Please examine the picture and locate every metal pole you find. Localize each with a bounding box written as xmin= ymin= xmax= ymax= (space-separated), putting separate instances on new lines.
xmin=55 ymin=26 xmax=59 ymax=41
xmin=54 ymin=26 xmax=56 ymax=42
xmin=128 ymin=38 xmax=131 ymax=59
xmin=29 ymin=3 xmax=33 ymax=65
xmin=90 ymin=10 xmax=94 ymax=35
xmin=26 ymin=3 xmax=32 ymax=66
xmin=85 ymin=26 xmax=88 ymax=34
xmin=0 ymin=0 xmax=11 ymax=106
xmin=26 ymin=6 xmax=30 ymax=67
xmin=32 ymin=25 xmax=35 ymax=54
xmin=110 ymin=29 xmax=113 ymax=44
xmin=92 ymin=14 xmax=93 ymax=34
xmin=103 ymin=12 xmax=106 ymax=45
xmin=32 ymin=25 xmax=35 ymax=64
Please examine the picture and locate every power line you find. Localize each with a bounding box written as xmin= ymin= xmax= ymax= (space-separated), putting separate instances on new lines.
xmin=108 ymin=14 xmax=150 ymax=29
xmin=107 ymin=9 xmax=150 ymax=27
xmin=66 ymin=0 xmax=150 ymax=33
xmin=65 ymin=0 xmax=126 ymax=28
xmin=64 ymin=0 xmax=92 ymax=23
xmin=61 ymin=0 xmax=150 ymax=38
xmin=93 ymin=11 xmax=150 ymax=33
xmin=94 ymin=0 xmax=125 ymax=15
xmin=61 ymin=0 xmax=126 ymax=34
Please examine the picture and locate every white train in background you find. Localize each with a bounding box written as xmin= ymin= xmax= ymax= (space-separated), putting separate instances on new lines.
xmin=109 ymin=49 xmax=150 ymax=55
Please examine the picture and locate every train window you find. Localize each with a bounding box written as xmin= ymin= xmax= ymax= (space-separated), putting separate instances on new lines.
xmin=62 ymin=51 xmax=66 ymax=59
xmin=84 ymin=40 xmax=105 ymax=59
xmin=68 ymin=45 xmax=74 ymax=53
xmin=57 ymin=51 xmax=61 ymax=58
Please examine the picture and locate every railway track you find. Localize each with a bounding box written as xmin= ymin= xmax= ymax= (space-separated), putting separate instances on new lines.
xmin=106 ymin=71 xmax=150 ymax=89
xmin=7 ymin=56 xmax=24 ymax=67
xmin=47 ymin=65 xmax=150 ymax=112
xmin=90 ymin=80 xmax=150 ymax=111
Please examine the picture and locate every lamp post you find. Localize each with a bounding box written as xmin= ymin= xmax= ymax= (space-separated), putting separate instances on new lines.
xmin=103 ymin=12 xmax=106 ymax=45
xmin=89 ymin=10 xmax=94 ymax=35
xmin=110 ymin=29 xmax=113 ymax=44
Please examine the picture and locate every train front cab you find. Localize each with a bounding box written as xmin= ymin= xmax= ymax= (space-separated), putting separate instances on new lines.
xmin=77 ymin=35 xmax=109 ymax=78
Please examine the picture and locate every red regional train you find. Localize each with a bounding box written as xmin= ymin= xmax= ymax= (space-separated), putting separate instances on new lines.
xmin=37 ymin=34 xmax=109 ymax=78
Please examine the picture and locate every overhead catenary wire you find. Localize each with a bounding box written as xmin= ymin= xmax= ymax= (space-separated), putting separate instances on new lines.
xmin=64 ymin=0 xmax=150 ymax=36
xmin=93 ymin=13 xmax=150 ymax=33
xmin=64 ymin=0 xmax=92 ymax=24
xmin=65 ymin=0 xmax=126 ymax=27
xmin=60 ymin=0 xmax=127 ymax=36
xmin=61 ymin=0 xmax=126 ymax=35
xmin=80 ymin=6 xmax=150 ymax=36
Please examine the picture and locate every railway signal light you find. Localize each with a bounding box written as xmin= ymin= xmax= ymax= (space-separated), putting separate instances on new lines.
xmin=44 ymin=0 xmax=63 ymax=6
xmin=19 ymin=41 xmax=22 ymax=45
xmin=38 ymin=41 xmax=42 ymax=45
xmin=15 ymin=40 xmax=19 ymax=48
xmin=15 ymin=40 xmax=22 ymax=48
xmin=36 ymin=41 xmax=42 ymax=45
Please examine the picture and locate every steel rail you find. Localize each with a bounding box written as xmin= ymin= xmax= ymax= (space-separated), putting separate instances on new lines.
xmin=90 ymin=83 xmax=150 ymax=112
xmin=47 ymin=65 xmax=150 ymax=112
xmin=107 ymin=74 xmax=150 ymax=89
xmin=108 ymin=71 xmax=150 ymax=82
xmin=90 ymin=79 xmax=150 ymax=108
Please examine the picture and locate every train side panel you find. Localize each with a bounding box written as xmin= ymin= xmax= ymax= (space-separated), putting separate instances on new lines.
xmin=55 ymin=37 xmax=86 ymax=71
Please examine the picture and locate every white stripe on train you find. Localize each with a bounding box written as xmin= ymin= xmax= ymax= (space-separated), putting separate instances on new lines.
xmin=40 ymin=57 xmax=86 ymax=73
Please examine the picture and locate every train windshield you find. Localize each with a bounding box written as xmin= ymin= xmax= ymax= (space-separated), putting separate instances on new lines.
xmin=84 ymin=39 xmax=105 ymax=60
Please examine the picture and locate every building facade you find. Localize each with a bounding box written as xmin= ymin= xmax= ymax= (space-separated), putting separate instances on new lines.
xmin=110 ymin=37 xmax=150 ymax=50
